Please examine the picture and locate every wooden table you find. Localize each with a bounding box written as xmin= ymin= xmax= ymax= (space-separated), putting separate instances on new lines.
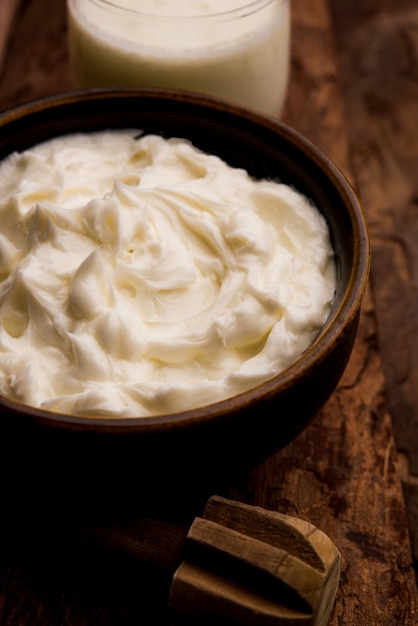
xmin=1 ymin=1 xmax=418 ymax=624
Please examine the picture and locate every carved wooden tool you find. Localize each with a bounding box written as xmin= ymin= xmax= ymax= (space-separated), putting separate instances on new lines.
xmin=66 ymin=495 xmax=341 ymax=626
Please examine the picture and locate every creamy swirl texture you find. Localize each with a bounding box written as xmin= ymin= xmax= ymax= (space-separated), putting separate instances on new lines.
xmin=0 ymin=131 xmax=335 ymax=417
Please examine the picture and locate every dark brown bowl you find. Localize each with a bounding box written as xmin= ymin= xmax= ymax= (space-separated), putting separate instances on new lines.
xmin=0 ymin=88 xmax=369 ymax=517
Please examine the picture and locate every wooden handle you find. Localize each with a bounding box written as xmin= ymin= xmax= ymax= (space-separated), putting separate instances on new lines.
xmin=170 ymin=496 xmax=341 ymax=626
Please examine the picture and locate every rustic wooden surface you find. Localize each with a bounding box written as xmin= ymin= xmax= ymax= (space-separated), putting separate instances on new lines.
xmin=0 ymin=0 xmax=417 ymax=625
xmin=330 ymin=0 xmax=418 ymax=563
xmin=0 ymin=0 xmax=19 ymax=72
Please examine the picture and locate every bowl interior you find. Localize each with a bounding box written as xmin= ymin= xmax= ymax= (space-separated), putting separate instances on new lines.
xmin=0 ymin=87 xmax=366 ymax=415
xmin=0 ymin=89 xmax=369 ymax=513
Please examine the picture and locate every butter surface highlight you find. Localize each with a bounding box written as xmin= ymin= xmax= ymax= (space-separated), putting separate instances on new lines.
xmin=0 ymin=131 xmax=335 ymax=417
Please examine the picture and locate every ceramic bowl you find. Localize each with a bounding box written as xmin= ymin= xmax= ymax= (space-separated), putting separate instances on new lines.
xmin=0 ymin=89 xmax=369 ymax=516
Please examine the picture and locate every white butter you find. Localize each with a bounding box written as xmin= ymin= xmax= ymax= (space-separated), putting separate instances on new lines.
xmin=0 ymin=131 xmax=335 ymax=417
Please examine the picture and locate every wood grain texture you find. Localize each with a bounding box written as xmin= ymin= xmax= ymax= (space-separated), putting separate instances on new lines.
xmin=0 ymin=0 xmax=417 ymax=624
xmin=0 ymin=0 xmax=20 ymax=76
xmin=0 ymin=0 xmax=69 ymax=105
xmin=330 ymin=0 xmax=418 ymax=562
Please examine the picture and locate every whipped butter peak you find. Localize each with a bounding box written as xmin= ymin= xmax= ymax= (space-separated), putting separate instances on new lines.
xmin=0 ymin=131 xmax=335 ymax=417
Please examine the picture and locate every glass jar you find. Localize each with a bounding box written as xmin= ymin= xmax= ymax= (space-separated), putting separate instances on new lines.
xmin=67 ymin=0 xmax=291 ymax=117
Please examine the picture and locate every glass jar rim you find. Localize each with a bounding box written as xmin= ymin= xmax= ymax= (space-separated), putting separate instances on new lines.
xmin=78 ymin=0 xmax=288 ymax=21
